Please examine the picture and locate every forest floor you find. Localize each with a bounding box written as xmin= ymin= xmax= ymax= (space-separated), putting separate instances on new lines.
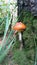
xmin=0 ymin=36 xmax=18 ymax=65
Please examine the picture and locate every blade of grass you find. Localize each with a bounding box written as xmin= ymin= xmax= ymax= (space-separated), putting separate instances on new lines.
xmin=0 ymin=14 xmax=10 ymax=50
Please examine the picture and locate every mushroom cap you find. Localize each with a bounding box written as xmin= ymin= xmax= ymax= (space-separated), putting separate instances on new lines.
xmin=12 ymin=22 xmax=26 ymax=31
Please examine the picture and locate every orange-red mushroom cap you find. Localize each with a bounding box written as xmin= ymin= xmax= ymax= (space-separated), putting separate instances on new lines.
xmin=12 ymin=22 xmax=26 ymax=31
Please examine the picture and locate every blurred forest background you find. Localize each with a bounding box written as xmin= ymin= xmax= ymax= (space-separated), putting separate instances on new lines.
xmin=0 ymin=0 xmax=37 ymax=65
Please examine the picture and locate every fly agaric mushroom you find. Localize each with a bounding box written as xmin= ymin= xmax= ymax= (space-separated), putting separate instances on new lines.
xmin=12 ymin=22 xmax=26 ymax=50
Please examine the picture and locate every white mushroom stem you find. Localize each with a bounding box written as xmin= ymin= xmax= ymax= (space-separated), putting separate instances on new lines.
xmin=18 ymin=32 xmax=23 ymax=50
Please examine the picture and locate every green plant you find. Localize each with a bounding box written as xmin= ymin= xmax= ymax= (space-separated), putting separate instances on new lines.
xmin=12 ymin=10 xmax=37 ymax=65
xmin=0 ymin=4 xmax=22 ymax=63
xmin=12 ymin=50 xmax=34 ymax=65
xmin=0 ymin=13 xmax=16 ymax=63
xmin=20 ymin=10 xmax=37 ymax=65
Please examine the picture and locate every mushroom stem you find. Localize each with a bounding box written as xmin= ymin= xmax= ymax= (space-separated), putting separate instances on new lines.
xmin=18 ymin=32 xmax=23 ymax=50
